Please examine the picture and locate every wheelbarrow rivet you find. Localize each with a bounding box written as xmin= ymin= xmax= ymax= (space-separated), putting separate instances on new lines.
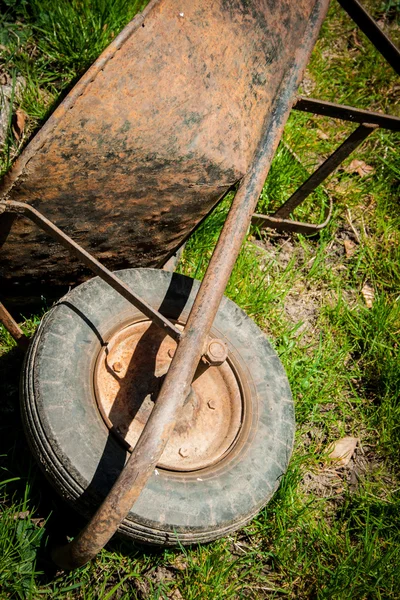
xmin=168 ymin=348 xmax=175 ymax=359
xmin=178 ymin=447 xmax=189 ymax=458
xmin=207 ymin=400 xmax=216 ymax=410
xmin=112 ymin=361 xmax=123 ymax=373
xmin=203 ymin=339 xmax=228 ymax=366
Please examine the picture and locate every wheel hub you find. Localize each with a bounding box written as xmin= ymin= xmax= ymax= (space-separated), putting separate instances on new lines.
xmin=94 ymin=320 xmax=243 ymax=471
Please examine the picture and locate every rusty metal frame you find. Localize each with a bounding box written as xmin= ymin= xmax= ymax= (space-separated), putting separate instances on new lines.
xmin=294 ymin=97 xmax=400 ymax=131
xmin=273 ymin=122 xmax=377 ymax=219
xmin=251 ymin=0 xmax=400 ymax=235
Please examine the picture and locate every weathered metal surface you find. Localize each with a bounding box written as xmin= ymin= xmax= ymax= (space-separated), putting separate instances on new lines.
xmin=2 ymin=0 xmax=320 ymax=304
xmin=52 ymin=0 xmax=330 ymax=570
xmin=94 ymin=320 xmax=243 ymax=471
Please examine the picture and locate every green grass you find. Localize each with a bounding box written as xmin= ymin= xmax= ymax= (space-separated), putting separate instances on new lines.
xmin=1 ymin=0 xmax=400 ymax=598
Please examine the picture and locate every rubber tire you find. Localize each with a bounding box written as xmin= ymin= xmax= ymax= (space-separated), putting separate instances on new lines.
xmin=21 ymin=268 xmax=294 ymax=546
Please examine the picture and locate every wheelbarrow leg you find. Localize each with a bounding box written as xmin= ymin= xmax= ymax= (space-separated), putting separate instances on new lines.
xmin=0 ymin=302 xmax=29 ymax=351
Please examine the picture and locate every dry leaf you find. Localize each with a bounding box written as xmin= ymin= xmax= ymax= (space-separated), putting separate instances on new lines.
xmin=327 ymin=437 xmax=358 ymax=467
xmin=12 ymin=108 xmax=27 ymax=141
xmin=171 ymin=556 xmax=188 ymax=571
xmin=317 ymin=128 xmax=329 ymax=140
xmin=168 ymin=590 xmax=184 ymax=600
xmin=362 ymin=283 xmax=375 ymax=308
xmin=344 ymin=239 xmax=356 ymax=258
xmin=346 ymin=159 xmax=375 ymax=178
xmin=13 ymin=510 xmax=30 ymax=520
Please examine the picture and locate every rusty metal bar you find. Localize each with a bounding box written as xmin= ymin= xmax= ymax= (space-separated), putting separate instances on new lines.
xmin=272 ymin=123 xmax=377 ymax=220
xmin=0 ymin=201 xmax=182 ymax=343
xmin=51 ymin=0 xmax=330 ymax=570
xmin=252 ymin=196 xmax=333 ymax=235
xmin=294 ymin=96 xmax=400 ymax=131
xmin=337 ymin=0 xmax=400 ymax=76
xmin=0 ymin=302 xmax=29 ymax=350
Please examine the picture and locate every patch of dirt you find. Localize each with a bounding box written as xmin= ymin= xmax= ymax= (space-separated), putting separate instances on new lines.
xmin=300 ymin=71 xmax=316 ymax=95
xmin=133 ymin=565 xmax=183 ymax=599
xmin=251 ymin=232 xmax=305 ymax=270
xmin=301 ymin=424 xmax=328 ymax=453
xmin=301 ymin=444 xmax=393 ymax=502
xmin=252 ymin=234 xmax=322 ymax=342
xmin=284 ymin=286 xmax=320 ymax=339
xmin=302 ymin=468 xmax=345 ymax=498
xmin=325 ymin=225 xmax=360 ymax=265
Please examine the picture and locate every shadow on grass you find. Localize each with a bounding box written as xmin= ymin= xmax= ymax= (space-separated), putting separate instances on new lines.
xmin=0 ymin=344 xmax=79 ymax=579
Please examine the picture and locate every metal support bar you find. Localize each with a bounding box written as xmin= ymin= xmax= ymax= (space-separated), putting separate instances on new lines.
xmin=273 ymin=123 xmax=377 ymax=220
xmin=337 ymin=0 xmax=400 ymax=76
xmin=252 ymin=196 xmax=333 ymax=235
xmin=294 ymin=96 xmax=400 ymax=131
xmin=0 ymin=201 xmax=182 ymax=343
xmin=0 ymin=302 xmax=29 ymax=350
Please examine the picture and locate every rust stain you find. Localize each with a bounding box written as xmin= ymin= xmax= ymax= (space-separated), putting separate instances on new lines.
xmin=94 ymin=319 xmax=243 ymax=471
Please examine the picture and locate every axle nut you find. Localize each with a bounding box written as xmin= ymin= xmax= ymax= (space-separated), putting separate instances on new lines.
xmin=203 ymin=339 xmax=228 ymax=366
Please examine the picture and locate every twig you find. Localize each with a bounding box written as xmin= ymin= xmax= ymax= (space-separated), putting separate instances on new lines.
xmin=346 ymin=208 xmax=361 ymax=244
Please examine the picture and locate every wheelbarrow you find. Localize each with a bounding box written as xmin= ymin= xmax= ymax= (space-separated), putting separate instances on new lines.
xmin=0 ymin=0 xmax=399 ymax=571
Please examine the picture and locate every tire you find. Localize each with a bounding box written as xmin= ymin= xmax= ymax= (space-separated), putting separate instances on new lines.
xmin=21 ymin=268 xmax=294 ymax=545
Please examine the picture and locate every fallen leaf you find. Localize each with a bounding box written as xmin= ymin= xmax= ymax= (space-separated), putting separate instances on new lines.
xmin=13 ymin=510 xmax=30 ymax=520
xmin=327 ymin=437 xmax=358 ymax=467
xmin=344 ymin=238 xmax=357 ymax=258
xmin=171 ymin=556 xmax=188 ymax=571
xmin=12 ymin=108 xmax=27 ymax=141
xmin=317 ymin=128 xmax=329 ymax=140
xmin=168 ymin=590 xmax=184 ymax=600
xmin=346 ymin=159 xmax=375 ymax=178
xmin=362 ymin=283 xmax=375 ymax=308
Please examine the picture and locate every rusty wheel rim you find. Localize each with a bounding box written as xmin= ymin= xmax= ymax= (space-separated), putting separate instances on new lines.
xmin=93 ymin=319 xmax=245 ymax=472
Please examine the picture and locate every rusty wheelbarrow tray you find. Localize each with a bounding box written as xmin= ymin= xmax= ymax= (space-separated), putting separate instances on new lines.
xmin=1 ymin=0 xmax=399 ymax=570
